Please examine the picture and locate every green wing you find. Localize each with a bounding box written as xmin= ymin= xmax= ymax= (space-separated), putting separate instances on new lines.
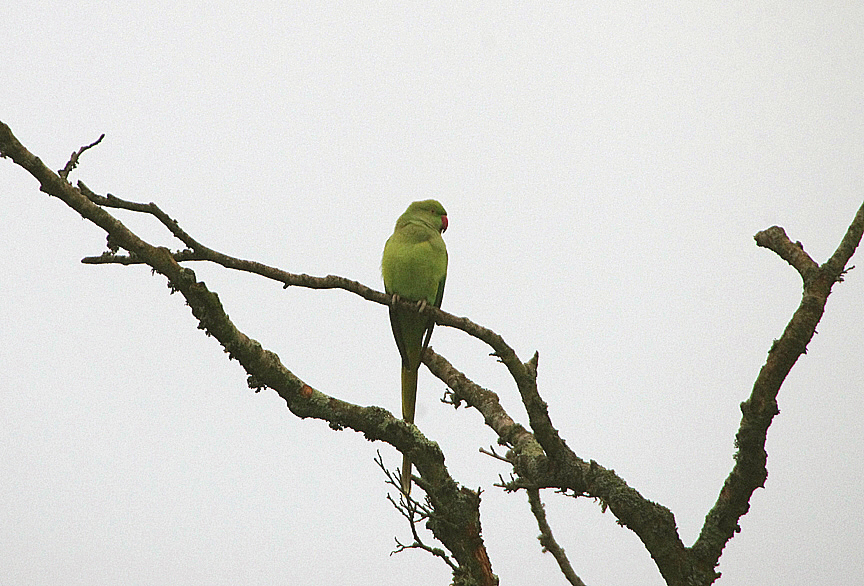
xmin=421 ymin=272 xmax=446 ymax=353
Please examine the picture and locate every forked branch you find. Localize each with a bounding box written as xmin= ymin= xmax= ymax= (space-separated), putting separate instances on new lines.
xmin=0 ymin=120 xmax=497 ymax=586
xmin=3 ymin=119 xmax=862 ymax=586
xmin=688 ymin=208 xmax=864 ymax=578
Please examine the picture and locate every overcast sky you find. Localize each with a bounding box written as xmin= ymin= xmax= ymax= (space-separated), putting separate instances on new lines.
xmin=2 ymin=2 xmax=863 ymax=585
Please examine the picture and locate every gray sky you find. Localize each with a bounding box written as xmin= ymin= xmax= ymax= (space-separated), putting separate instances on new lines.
xmin=2 ymin=2 xmax=863 ymax=584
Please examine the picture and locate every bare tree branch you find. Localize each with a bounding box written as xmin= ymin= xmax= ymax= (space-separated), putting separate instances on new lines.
xmin=4 ymin=118 xmax=862 ymax=586
xmin=527 ymin=488 xmax=585 ymax=586
xmin=689 ymin=202 xmax=864 ymax=578
xmin=425 ymin=348 xmax=693 ymax=585
xmin=0 ymin=120 xmax=497 ymax=586
xmin=823 ymin=204 xmax=864 ymax=278
xmin=424 ymin=349 xmax=541 ymax=458
xmin=58 ymin=134 xmax=105 ymax=180
xmin=75 ymin=188 xmax=527 ymax=370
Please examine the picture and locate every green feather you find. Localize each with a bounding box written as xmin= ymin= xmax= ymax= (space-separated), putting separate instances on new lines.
xmin=381 ymin=200 xmax=448 ymax=494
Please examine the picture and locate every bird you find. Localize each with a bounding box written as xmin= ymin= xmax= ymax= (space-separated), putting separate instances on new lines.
xmin=381 ymin=200 xmax=448 ymax=494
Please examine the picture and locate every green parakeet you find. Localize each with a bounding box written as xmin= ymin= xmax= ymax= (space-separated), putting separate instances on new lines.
xmin=381 ymin=200 xmax=448 ymax=494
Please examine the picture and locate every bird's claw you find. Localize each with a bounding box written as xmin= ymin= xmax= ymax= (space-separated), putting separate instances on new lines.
xmin=389 ymin=294 xmax=428 ymax=314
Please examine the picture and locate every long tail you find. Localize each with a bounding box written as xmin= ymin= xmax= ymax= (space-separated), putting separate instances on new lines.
xmin=401 ymin=365 xmax=418 ymax=494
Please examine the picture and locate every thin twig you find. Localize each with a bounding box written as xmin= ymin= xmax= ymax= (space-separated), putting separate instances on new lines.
xmin=478 ymin=446 xmax=511 ymax=463
xmin=374 ymin=452 xmax=458 ymax=571
xmin=527 ymin=488 xmax=585 ymax=586
xmin=58 ymin=134 xmax=105 ymax=180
